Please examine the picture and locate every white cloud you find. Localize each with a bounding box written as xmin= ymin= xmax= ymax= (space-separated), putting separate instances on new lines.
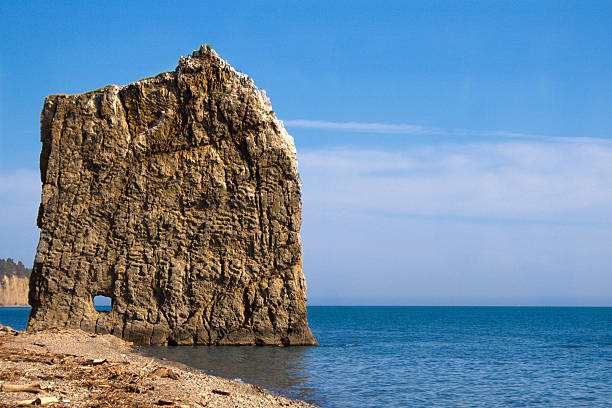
xmin=298 ymin=140 xmax=612 ymax=305
xmin=299 ymin=141 xmax=612 ymax=223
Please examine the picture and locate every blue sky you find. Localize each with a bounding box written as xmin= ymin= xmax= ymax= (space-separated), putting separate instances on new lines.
xmin=1 ymin=1 xmax=611 ymax=305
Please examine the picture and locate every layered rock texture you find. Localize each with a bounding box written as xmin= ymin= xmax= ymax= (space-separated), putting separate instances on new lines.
xmin=28 ymin=45 xmax=317 ymax=346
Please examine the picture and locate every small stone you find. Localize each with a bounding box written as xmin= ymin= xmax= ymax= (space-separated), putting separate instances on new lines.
xmin=152 ymin=367 xmax=180 ymax=380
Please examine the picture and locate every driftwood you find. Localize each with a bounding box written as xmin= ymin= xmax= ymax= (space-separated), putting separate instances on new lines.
xmin=17 ymin=396 xmax=59 ymax=405
xmin=0 ymin=383 xmax=45 ymax=393
xmin=33 ymin=396 xmax=58 ymax=405
xmin=84 ymin=358 xmax=107 ymax=366
xmin=211 ymin=389 xmax=230 ymax=396
xmin=156 ymin=401 xmax=189 ymax=408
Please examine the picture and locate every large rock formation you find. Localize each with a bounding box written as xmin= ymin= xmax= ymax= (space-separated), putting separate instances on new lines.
xmin=27 ymin=45 xmax=317 ymax=346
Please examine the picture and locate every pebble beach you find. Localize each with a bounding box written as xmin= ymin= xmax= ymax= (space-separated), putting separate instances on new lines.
xmin=0 ymin=325 xmax=317 ymax=407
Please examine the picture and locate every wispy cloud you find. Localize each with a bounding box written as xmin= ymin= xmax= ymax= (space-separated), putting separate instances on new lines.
xmin=285 ymin=119 xmax=612 ymax=145
xmin=299 ymin=141 xmax=612 ymax=224
xmin=284 ymin=120 xmax=446 ymax=135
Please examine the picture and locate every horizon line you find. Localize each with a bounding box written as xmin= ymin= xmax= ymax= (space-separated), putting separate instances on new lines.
xmin=3 ymin=305 xmax=611 ymax=308
xmin=306 ymin=304 xmax=612 ymax=308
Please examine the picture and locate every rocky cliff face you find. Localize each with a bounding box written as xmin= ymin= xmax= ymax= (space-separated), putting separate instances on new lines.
xmin=0 ymin=276 xmax=29 ymax=306
xmin=28 ymin=45 xmax=317 ymax=346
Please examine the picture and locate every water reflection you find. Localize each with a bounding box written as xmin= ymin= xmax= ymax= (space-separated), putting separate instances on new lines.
xmin=136 ymin=344 xmax=318 ymax=402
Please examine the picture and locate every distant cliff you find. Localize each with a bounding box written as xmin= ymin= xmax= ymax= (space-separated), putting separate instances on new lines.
xmin=0 ymin=259 xmax=30 ymax=306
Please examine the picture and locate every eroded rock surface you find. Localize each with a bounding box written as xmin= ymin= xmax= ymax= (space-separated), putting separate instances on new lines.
xmin=28 ymin=45 xmax=317 ymax=346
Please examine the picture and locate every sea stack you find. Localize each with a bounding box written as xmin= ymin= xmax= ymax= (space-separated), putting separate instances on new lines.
xmin=28 ymin=45 xmax=317 ymax=346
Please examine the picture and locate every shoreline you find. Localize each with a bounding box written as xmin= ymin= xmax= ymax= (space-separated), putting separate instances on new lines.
xmin=0 ymin=325 xmax=318 ymax=407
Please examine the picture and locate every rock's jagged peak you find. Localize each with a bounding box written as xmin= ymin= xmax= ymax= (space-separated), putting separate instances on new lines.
xmin=47 ymin=44 xmax=296 ymax=157
xmin=180 ymin=44 xmax=259 ymax=96
xmin=179 ymin=44 xmax=297 ymax=157
xmin=184 ymin=45 xmax=253 ymax=84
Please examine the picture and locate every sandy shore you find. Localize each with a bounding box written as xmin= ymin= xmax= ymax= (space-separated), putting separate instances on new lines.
xmin=0 ymin=325 xmax=317 ymax=407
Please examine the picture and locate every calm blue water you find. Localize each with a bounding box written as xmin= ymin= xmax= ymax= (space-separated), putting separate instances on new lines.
xmin=3 ymin=306 xmax=612 ymax=407
xmin=0 ymin=307 xmax=31 ymax=330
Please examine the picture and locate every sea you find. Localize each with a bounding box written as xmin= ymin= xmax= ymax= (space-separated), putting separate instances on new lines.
xmin=2 ymin=306 xmax=611 ymax=407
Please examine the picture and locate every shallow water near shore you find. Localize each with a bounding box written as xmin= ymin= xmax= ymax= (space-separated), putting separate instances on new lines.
xmin=3 ymin=306 xmax=612 ymax=407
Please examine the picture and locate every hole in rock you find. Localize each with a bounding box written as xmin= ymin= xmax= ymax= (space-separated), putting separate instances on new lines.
xmin=93 ymin=295 xmax=112 ymax=312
